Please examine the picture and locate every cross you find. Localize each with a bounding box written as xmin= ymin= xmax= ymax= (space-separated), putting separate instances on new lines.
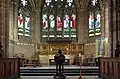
xmin=21 ymin=0 xmax=27 ymax=6
xmin=67 ymin=0 xmax=73 ymax=6
xmin=92 ymin=0 xmax=97 ymax=6
xmin=46 ymin=0 xmax=51 ymax=6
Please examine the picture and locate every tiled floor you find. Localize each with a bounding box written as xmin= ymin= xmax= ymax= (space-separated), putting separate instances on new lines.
xmin=21 ymin=76 xmax=102 ymax=79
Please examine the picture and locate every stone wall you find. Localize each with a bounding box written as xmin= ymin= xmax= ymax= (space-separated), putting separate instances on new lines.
xmin=9 ymin=43 xmax=35 ymax=59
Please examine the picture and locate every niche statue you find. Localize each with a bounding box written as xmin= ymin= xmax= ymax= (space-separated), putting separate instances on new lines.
xmin=54 ymin=49 xmax=66 ymax=79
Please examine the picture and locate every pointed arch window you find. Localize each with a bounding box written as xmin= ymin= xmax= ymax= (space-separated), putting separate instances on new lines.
xmin=88 ymin=0 xmax=101 ymax=36
xmin=18 ymin=0 xmax=31 ymax=41
xmin=41 ymin=0 xmax=77 ymax=42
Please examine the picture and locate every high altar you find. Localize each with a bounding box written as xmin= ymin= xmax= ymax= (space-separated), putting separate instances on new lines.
xmin=34 ymin=43 xmax=84 ymax=65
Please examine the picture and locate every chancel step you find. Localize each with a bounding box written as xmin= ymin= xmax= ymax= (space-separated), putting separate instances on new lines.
xmin=20 ymin=66 xmax=99 ymax=76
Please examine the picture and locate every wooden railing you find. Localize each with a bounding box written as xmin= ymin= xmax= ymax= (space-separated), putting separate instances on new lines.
xmin=100 ymin=57 xmax=120 ymax=79
xmin=0 ymin=58 xmax=20 ymax=77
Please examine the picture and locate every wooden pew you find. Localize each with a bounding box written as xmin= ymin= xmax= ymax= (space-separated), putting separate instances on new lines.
xmin=0 ymin=58 xmax=20 ymax=78
xmin=100 ymin=57 xmax=120 ymax=79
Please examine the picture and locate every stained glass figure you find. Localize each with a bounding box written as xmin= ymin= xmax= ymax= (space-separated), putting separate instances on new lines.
xmin=95 ymin=13 xmax=100 ymax=28
xmin=95 ymin=12 xmax=101 ymax=35
xmin=49 ymin=15 xmax=55 ymax=29
xmin=89 ymin=13 xmax=94 ymax=29
xmin=25 ymin=17 xmax=30 ymax=36
xmin=71 ymin=14 xmax=76 ymax=29
xmin=89 ymin=12 xmax=95 ymax=36
xmin=42 ymin=14 xmax=48 ymax=30
xmin=71 ymin=14 xmax=76 ymax=37
xmin=64 ymin=15 xmax=69 ymax=29
xmin=57 ymin=16 xmax=62 ymax=30
xmin=18 ymin=13 xmax=23 ymax=36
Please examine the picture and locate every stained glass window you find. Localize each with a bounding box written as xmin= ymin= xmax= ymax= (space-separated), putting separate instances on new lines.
xmin=88 ymin=0 xmax=101 ymax=36
xmin=41 ymin=0 xmax=77 ymax=42
xmin=18 ymin=0 xmax=31 ymax=41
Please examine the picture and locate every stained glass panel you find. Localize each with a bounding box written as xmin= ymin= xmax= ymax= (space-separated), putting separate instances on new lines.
xmin=57 ymin=16 xmax=62 ymax=31
xmin=89 ymin=12 xmax=94 ymax=36
xmin=42 ymin=14 xmax=48 ymax=37
xmin=71 ymin=14 xmax=76 ymax=37
xmin=95 ymin=11 xmax=101 ymax=35
xmin=42 ymin=14 xmax=48 ymax=30
xmin=25 ymin=16 xmax=30 ymax=37
xmin=57 ymin=16 xmax=62 ymax=37
xmin=49 ymin=15 xmax=55 ymax=30
xmin=49 ymin=14 xmax=55 ymax=37
xmin=64 ymin=14 xmax=70 ymax=37
xmin=18 ymin=13 xmax=24 ymax=36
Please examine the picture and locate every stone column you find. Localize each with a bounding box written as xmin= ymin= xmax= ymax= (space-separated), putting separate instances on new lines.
xmin=9 ymin=0 xmax=18 ymax=42
xmin=100 ymin=0 xmax=105 ymax=37
xmin=116 ymin=1 xmax=120 ymax=42
xmin=9 ymin=0 xmax=18 ymax=57
xmin=77 ymin=10 xmax=88 ymax=44
xmin=32 ymin=0 xmax=42 ymax=44
xmin=0 ymin=0 xmax=11 ymax=57
xmin=0 ymin=0 xmax=5 ymax=43
xmin=100 ymin=0 xmax=111 ymax=57
xmin=0 ymin=0 xmax=5 ymax=57
xmin=108 ymin=0 xmax=117 ymax=57
xmin=31 ymin=10 xmax=40 ymax=44
xmin=104 ymin=1 xmax=111 ymax=57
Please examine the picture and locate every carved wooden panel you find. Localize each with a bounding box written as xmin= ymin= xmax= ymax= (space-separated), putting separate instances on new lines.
xmin=71 ymin=44 xmax=77 ymax=52
xmin=77 ymin=44 xmax=84 ymax=52
xmin=36 ymin=44 xmax=48 ymax=52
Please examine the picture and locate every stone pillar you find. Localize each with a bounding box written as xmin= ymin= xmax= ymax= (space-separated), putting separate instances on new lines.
xmin=100 ymin=0 xmax=111 ymax=57
xmin=100 ymin=1 xmax=105 ymax=37
xmin=31 ymin=10 xmax=40 ymax=44
xmin=108 ymin=0 xmax=117 ymax=57
xmin=104 ymin=0 xmax=111 ymax=57
xmin=77 ymin=10 xmax=88 ymax=44
xmin=32 ymin=0 xmax=42 ymax=44
xmin=117 ymin=12 xmax=120 ymax=41
xmin=9 ymin=0 xmax=18 ymax=42
xmin=0 ymin=0 xmax=10 ymax=57
xmin=116 ymin=1 xmax=120 ymax=42
xmin=0 ymin=0 xmax=5 ymax=57
xmin=9 ymin=0 xmax=18 ymax=57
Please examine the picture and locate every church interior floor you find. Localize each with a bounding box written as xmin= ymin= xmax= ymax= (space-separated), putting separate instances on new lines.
xmin=21 ymin=76 xmax=102 ymax=79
